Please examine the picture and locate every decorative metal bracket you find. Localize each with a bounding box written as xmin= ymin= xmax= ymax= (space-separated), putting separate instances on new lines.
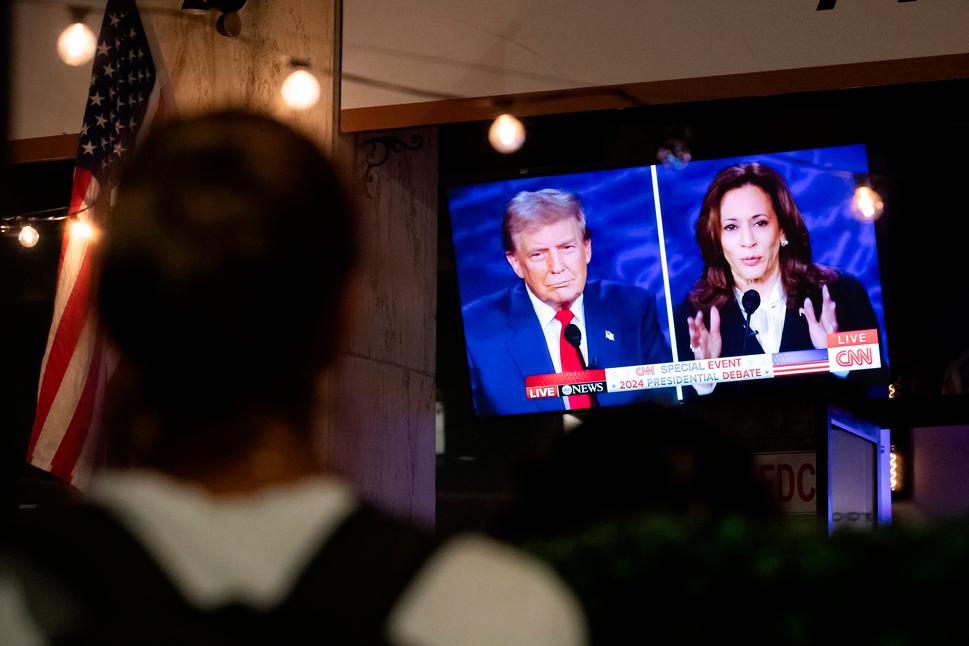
xmin=358 ymin=134 xmax=424 ymax=199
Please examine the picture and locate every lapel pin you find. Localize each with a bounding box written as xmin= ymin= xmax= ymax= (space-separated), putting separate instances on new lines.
xmin=605 ymin=330 xmax=615 ymax=341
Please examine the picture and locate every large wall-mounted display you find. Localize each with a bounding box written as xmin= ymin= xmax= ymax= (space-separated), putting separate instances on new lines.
xmin=446 ymin=144 xmax=887 ymax=417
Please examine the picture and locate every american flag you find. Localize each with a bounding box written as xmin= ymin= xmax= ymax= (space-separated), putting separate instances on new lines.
xmin=29 ymin=0 xmax=163 ymax=486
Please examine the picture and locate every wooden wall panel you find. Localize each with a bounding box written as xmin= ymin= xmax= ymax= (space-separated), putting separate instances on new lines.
xmin=349 ymin=128 xmax=437 ymax=374
xmin=140 ymin=0 xmax=335 ymax=148
xmin=323 ymin=127 xmax=438 ymax=525
xmin=330 ymin=357 xmax=436 ymax=526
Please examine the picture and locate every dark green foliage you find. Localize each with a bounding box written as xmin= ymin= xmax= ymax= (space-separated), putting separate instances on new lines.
xmin=520 ymin=514 xmax=969 ymax=645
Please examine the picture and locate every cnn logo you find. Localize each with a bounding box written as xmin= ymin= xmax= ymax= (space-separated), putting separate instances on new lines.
xmin=835 ymin=347 xmax=873 ymax=368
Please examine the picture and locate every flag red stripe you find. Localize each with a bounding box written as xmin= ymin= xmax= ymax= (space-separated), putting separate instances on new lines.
xmin=70 ymin=169 xmax=92 ymax=213
xmin=50 ymin=334 xmax=105 ymax=480
xmin=28 ymin=247 xmax=95 ymax=459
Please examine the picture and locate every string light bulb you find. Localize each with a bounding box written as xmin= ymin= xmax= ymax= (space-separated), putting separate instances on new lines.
xmin=489 ymin=113 xmax=525 ymax=154
xmin=57 ymin=9 xmax=97 ymax=66
xmin=19 ymin=224 xmax=40 ymax=248
xmin=850 ymin=177 xmax=884 ymax=222
xmin=890 ymin=444 xmax=902 ymax=493
xmin=281 ymin=61 xmax=320 ymax=110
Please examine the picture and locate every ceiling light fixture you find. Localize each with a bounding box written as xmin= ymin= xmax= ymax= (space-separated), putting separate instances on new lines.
xmin=488 ymin=113 xmax=526 ymax=154
xmin=180 ymin=0 xmax=247 ymax=37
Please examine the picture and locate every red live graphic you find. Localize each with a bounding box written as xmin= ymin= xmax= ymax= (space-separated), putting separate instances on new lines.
xmin=525 ymin=369 xmax=607 ymax=399
xmin=826 ymin=328 xmax=878 ymax=348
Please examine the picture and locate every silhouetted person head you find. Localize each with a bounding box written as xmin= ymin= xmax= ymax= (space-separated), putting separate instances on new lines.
xmin=95 ymin=111 xmax=357 ymax=480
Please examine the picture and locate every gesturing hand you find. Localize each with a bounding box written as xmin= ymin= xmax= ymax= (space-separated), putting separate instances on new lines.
xmin=686 ymin=305 xmax=722 ymax=360
xmin=802 ymin=284 xmax=839 ymax=349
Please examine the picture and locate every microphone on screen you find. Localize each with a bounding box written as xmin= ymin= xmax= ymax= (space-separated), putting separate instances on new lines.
xmin=741 ymin=289 xmax=761 ymax=356
xmin=742 ymin=289 xmax=761 ymax=317
xmin=564 ymin=324 xmax=586 ymax=370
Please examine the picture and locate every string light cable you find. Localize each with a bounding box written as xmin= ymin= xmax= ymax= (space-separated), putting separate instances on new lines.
xmin=1 ymin=205 xmax=94 ymax=248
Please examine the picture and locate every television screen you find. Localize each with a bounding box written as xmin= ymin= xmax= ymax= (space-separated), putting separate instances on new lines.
xmin=446 ymin=144 xmax=888 ymax=418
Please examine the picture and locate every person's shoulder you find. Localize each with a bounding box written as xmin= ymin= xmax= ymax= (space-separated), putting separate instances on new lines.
xmin=388 ymin=533 xmax=586 ymax=646
xmin=824 ymin=269 xmax=867 ymax=298
xmin=0 ymin=570 xmax=51 ymax=646
xmin=830 ymin=270 xmax=863 ymax=288
xmin=461 ymin=285 xmax=524 ymax=316
xmin=673 ymin=295 xmax=698 ymax=319
xmin=0 ymin=502 xmax=130 ymax=645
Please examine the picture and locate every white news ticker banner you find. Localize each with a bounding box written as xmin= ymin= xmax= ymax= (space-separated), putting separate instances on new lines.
xmin=604 ymin=329 xmax=882 ymax=395
xmin=524 ymin=329 xmax=882 ymax=399
xmin=604 ymin=354 xmax=774 ymax=393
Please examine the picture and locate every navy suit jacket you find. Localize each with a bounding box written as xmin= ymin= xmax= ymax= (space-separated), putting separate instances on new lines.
xmin=463 ymin=280 xmax=674 ymax=417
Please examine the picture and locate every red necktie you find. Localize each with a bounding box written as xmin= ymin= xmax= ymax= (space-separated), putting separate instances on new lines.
xmin=554 ymin=309 xmax=592 ymax=410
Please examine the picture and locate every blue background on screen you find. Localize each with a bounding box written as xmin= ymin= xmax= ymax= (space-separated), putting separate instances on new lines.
xmin=446 ymin=144 xmax=886 ymax=356
xmin=657 ymin=144 xmax=885 ymax=355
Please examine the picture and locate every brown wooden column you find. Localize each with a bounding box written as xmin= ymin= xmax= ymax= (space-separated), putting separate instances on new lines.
xmin=324 ymin=129 xmax=438 ymax=526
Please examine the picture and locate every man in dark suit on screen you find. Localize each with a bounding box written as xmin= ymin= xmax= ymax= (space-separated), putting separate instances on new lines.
xmin=463 ymin=189 xmax=674 ymax=417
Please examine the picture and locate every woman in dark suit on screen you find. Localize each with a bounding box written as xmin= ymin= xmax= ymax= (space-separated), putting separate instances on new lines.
xmin=675 ymin=163 xmax=879 ymax=386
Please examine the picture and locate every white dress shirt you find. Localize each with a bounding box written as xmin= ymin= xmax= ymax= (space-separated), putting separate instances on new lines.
xmin=524 ymin=286 xmax=589 ymax=410
xmin=693 ymin=278 xmax=786 ymax=396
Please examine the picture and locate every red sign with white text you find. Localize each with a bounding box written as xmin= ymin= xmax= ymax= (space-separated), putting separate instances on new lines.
xmin=826 ymin=328 xmax=878 ymax=347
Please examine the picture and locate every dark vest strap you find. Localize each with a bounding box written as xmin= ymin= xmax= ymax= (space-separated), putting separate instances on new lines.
xmin=274 ymin=504 xmax=439 ymax=644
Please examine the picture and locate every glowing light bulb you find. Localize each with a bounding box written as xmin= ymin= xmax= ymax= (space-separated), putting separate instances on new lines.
xmin=70 ymin=219 xmax=96 ymax=241
xmin=281 ymin=68 xmax=320 ymax=110
xmin=57 ymin=22 xmax=97 ymax=66
xmin=19 ymin=225 xmax=40 ymax=248
xmin=488 ymin=114 xmax=525 ymax=154
xmin=890 ymin=445 xmax=901 ymax=492
xmin=851 ymin=185 xmax=884 ymax=221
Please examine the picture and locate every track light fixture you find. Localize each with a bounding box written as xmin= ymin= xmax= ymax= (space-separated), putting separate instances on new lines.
xmin=180 ymin=0 xmax=247 ymax=37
